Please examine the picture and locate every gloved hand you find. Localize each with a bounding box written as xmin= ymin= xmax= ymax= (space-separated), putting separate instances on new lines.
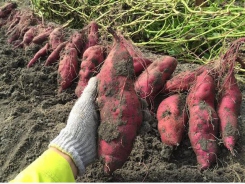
xmin=49 ymin=76 xmax=152 ymax=177
xmin=49 ymin=77 xmax=99 ymax=176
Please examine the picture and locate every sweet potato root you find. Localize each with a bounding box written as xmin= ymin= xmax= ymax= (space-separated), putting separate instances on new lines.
xmin=187 ymin=69 xmax=218 ymax=170
xmin=27 ymin=43 xmax=49 ymax=68
xmin=157 ymin=93 xmax=188 ymax=159
xmin=7 ymin=9 xmax=38 ymax=44
xmin=119 ymin=33 xmax=152 ymax=75
xmin=84 ymin=21 xmax=99 ymax=50
xmin=135 ymin=56 xmax=177 ymax=106
xmin=133 ymin=57 xmax=152 ymax=76
xmin=217 ymin=71 xmax=242 ymax=154
xmin=75 ymin=45 xmax=105 ymax=97
xmin=97 ymin=28 xmax=143 ymax=175
xmin=44 ymin=41 xmax=68 ymax=66
xmin=15 ymin=26 xmax=37 ymax=48
xmin=0 ymin=2 xmax=17 ymax=18
xmin=27 ymin=27 xmax=65 ymax=67
xmin=70 ymin=30 xmax=85 ymax=53
xmin=31 ymin=24 xmax=54 ymax=45
xmin=58 ymin=42 xmax=79 ymax=92
xmin=163 ymin=65 xmax=206 ymax=93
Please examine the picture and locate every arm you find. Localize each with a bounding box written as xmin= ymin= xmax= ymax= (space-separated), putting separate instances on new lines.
xmin=10 ymin=148 xmax=76 ymax=182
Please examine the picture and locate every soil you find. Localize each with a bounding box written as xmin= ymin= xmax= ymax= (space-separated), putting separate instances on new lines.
xmin=1 ymin=2 xmax=245 ymax=183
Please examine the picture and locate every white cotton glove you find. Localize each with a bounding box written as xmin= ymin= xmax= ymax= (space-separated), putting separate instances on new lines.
xmin=49 ymin=77 xmax=99 ymax=176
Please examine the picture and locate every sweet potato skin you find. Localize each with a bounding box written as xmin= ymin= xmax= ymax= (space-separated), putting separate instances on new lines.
xmin=75 ymin=45 xmax=105 ymax=97
xmin=188 ymin=104 xmax=218 ymax=169
xmin=97 ymin=28 xmax=143 ymax=175
xmin=135 ymin=56 xmax=177 ymax=104
xmin=133 ymin=57 xmax=152 ymax=76
xmin=217 ymin=71 xmax=242 ymax=153
xmin=58 ymin=43 xmax=78 ymax=92
xmin=163 ymin=66 xmax=206 ymax=93
xmin=32 ymin=25 xmax=54 ymax=45
xmin=157 ymin=93 xmax=187 ymax=146
xmin=0 ymin=2 xmax=17 ymax=18
xmin=44 ymin=41 xmax=68 ymax=66
xmin=187 ymin=70 xmax=218 ymax=170
xmin=27 ymin=43 xmax=49 ymax=68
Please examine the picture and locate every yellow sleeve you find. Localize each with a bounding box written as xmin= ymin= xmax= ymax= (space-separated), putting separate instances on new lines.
xmin=10 ymin=149 xmax=75 ymax=182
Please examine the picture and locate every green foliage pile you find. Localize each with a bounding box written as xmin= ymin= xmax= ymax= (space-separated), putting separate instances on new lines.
xmin=30 ymin=0 xmax=245 ymax=66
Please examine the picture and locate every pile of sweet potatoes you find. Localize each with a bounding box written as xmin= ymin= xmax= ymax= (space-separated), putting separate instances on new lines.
xmin=156 ymin=40 xmax=243 ymax=169
xmin=0 ymin=1 xmax=244 ymax=174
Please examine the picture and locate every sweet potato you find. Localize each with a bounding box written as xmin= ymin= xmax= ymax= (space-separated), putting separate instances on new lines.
xmin=5 ymin=10 xmax=20 ymax=33
xmin=79 ymin=21 xmax=99 ymax=56
xmin=163 ymin=65 xmax=206 ymax=93
xmin=27 ymin=27 xmax=64 ymax=67
xmin=70 ymin=30 xmax=85 ymax=53
xmin=187 ymin=69 xmax=218 ymax=170
xmin=157 ymin=93 xmax=188 ymax=159
xmin=58 ymin=42 xmax=79 ymax=92
xmin=217 ymin=71 xmax=242 ymax=154
xmin=48 ymin=27 xmax=64 ymax=50
xmin=15 ymin=26 xmax=37 ymax=48
xmin=133 ymin=57 xmax=152 ymax=76
xmin=75 ymin=45 xmax=105 ymax=97
xmin=27 ymin=43 xmax=49 ymax=68
xmin=119 ymin=34 xmax=152 ymax=75
xmin=84 ymin=21 xmax=99 ymax=49
xmin=0 ymin=2 xmax=17 ymax=18
xmin=135 ymin=56 xmax=177 ymax=106
xmin=32 ymin=25 xmax=54 ymax=45
xmin=44 ymin=41 xmax=68 ymax=66
xmin=7 ymin=10 xmax=38 ymax=44
xmin=97 ymin=28 xmax=143 ymax=175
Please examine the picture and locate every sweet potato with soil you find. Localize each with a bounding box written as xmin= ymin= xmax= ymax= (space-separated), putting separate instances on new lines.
xmin=58 ymin=42 xmax=79 ymax=92
xmin=217 ymin=71 xmax=242 ymax=154
xmin=15 ymin=26 xmax=37 ymax=48
xmin=6 ymin=9 xmax=39 ymax=44
xmin=48 ymin=27 xmax=64 ymax=50
xmin=119 ymin=34 xmax=153 ymax=75
xmin=45 ymin=30 xmax=84 ymax=66
xmin=187 ymin=70 xmax=218 ymax=170
xmin=80 ymin=21 xmax=99 ymax=55
xmin=70 ymin=30 xmax=85 ymax=53
xmin=5 ymin=10 xmax=20 ymax=32
xmin=31 ymin=25 xmax=54 ymax=45
xmin=0 ymin=2 xmax=17 ymax=18
xmin=27 ymin=27 xmax=64 ymax=67
xmin=157 ymin=93 xmax=188 ymax=159
xmin=75 ymin=45 xmax=105 ymax=97
xmin=44 ymin=41 xmax=68 ymax=66
xmin=133 ymin=57 xmax=152 ymax=76
xmin=27 ymin=43 xmax=49 ymax=68
xmin=163 ymin=65 xmax=206 ymax=93
xmin=134 ymin=56 xmax=177 ymax=106
xmin=97 ymin=28 xmax=143 ymax=175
